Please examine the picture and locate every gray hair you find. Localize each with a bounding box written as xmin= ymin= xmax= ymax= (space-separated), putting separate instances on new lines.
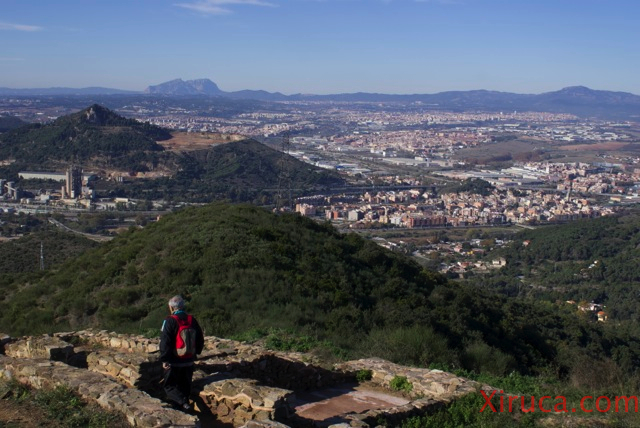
xmin=168 ymin=295 xmax=185 ymax=310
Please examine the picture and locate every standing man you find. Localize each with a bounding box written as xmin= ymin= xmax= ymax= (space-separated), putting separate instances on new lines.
xmin=160 ymin=295 xmax=205 ymax=412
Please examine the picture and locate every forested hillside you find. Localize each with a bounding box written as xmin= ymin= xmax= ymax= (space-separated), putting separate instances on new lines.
xmin=178 ymin=138 xmax=343 ymax=188
xmin=0 ymin=229 xmax=98 ymax=274
xmin=0 ymin=104 xmax=169 ymax=171
xmin=474 ymin=212 xmax=640 ymax=321
xmin=1 ymin=105 xmax=343 ymax=202
xmin=2 ymin=204 xmax=640 ymax=390
xmin=0 ymin=115 xmax=26 ymax=132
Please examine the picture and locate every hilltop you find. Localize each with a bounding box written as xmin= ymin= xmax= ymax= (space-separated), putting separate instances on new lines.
xmin=1 ymin=105 xmax=343 ymax=201
xmin=0 ymin=115 xmax=26 ymax=132
xmin=105 ymin=137 xmax=344 ymax=202
xmin=145 ymin=78 xmax=223 ymax=96
xmin=175 ymin=138 xmax=343 ymax=188
xmin=0 ymin=104 xmax=170 ymax=171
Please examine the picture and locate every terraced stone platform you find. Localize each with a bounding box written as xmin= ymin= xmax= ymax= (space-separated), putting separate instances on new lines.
xmin=0 ymin=331 xmax=497 ymax=427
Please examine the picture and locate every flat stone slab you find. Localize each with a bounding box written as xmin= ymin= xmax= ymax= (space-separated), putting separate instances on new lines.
xmin=291 ymin=383 xmax=409 ymax=425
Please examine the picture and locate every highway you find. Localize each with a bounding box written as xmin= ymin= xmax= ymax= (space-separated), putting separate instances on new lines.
xmin=48 ymin=218 xmax=114 ymax=242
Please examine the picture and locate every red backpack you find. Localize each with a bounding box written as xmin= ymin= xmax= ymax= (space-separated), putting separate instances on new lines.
xmin=171 ymin=314 xmax=197 ymax=359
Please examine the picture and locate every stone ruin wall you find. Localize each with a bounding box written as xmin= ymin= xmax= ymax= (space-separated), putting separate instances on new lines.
xmin=0 ymin=330 xmax=497 ymax=428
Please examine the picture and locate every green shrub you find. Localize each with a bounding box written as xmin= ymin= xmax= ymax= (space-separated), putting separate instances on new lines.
xmin=356 ymin=369 xmax=373 ymax=382
xmin=400 ymin=392 xmax=522 ymax=428
xmin=461 ymin=341 xmax=517 ymax=377
xmin=390 ymin=375 xmax=413 ymax=393
xmin=264 ymin=330 xmax=316 ymax=352
xmin=232 ymin=328 xmax=268 ymax=343
xmin=142 ymin=328 xmax=160 ymax=339
xmin=33 ymin=385 xmax=126 ymax=427
xmin=362 ymin=326 xmax=452 ymax=368
xmin=1 ymin=378 xmax=30 ymax=402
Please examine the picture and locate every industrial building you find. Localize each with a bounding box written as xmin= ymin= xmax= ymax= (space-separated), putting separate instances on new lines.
xmin=18 ymin=171 xmax=67 ymax=181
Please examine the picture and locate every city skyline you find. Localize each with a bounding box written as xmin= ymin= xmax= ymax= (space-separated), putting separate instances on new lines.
xmin=1 ymin=0 xmax=639 ymax=95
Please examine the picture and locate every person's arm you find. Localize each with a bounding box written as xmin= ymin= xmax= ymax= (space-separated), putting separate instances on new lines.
xmin=194 ymin=318 xmax=205 ymax=355
xmin=159 ymin=316 xmax=176 ymax=363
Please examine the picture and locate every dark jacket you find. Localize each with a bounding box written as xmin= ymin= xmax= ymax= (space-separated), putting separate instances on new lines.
xmin=159 ymin=310 xmax=205 ymax=365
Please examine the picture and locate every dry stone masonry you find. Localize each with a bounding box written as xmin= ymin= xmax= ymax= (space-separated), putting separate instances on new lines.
xmin=0 ymin=355 xmax=196 ymax=427
xmin=0 ymin=331 xmax=496 ymax=427
xmin=334 ymin=358 xmax=499 ymax=427
xmin=4 ymin=335 xmax=74 ymax=362
xmin=196 ymin=375 xmax=292 ymax=425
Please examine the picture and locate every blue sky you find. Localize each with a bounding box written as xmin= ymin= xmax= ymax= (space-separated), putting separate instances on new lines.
xmin=1 ymin=0 xmax=639 ymax=94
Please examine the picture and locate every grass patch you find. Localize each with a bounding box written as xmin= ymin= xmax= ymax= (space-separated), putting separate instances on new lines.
xmin=1 ymin=380 xmax=127 ymax=427
xmin=356 ymin=369 xmax=373 ymax=382
xmin=390 ymin=375 xmax=413 ymax=393
xmin=400 ymin=392 xmax=530 ymax=428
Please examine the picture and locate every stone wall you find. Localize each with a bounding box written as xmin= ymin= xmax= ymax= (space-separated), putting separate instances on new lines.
xmin=4 ymin=335 xmax=74 ymax=362
xmin=196 ymin=375 xmax=293 ymax=425
xmin=58 ymin=330 xmax=352 ymax=391
xmin=55 ymin=330 xmax=160 ymax=354
xmin=0 ymin=355 xmax=197 ymax=427
xmin=336 ymin=358 xmax=485 ymax=400
xmin=208 ymin=353 xmax=353 ymax=391
xmin=86 ymin=350 xmax=164 ymax=391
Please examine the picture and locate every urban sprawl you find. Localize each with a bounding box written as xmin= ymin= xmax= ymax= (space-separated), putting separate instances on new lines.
xmin=2 ymin=98 xmax=640 ymax=230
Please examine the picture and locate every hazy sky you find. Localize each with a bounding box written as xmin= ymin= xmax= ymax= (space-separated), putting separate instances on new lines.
xmin=1 ymin=0 xmax=638 ymax=94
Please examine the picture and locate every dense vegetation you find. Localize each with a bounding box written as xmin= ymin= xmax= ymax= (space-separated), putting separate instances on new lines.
xmin=94 ymin=139 xmax=344 ymax=203
xmin=473 ymin=212 xmax=640 ymax=321
xmin=177 ymin=139 xmax=343 ymax=188
xmin=0 ymin=115 xmax=26 ymax=132
xmin=0 ymin=226 xmax=99 ymax=321
xmin=439 ymin=178 xmax=494 ymax=196
xmin=2 ymin=203 xmax=640 ymax=401
xmin=0 ymin=229 xmax=98 ymax=274
xmin=1 ymin=104 xmax=344 ymax=203
xmin=0 ymin=104 xmax=169 ymax=171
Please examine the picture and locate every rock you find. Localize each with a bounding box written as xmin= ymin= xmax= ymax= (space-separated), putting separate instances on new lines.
xmin=221 ymin=380 xmax=242 ymax=397
xmin=254 ymin=409 xmax=272 ymax=421
xmin=216 ymin=402 xmax=231 ymax=417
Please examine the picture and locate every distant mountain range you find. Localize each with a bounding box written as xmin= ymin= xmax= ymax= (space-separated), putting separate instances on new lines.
xmin=1 ymin=79 xmax=639 ymax=119
xmin=0 ymin=86 xmax=137 ymax=96
xmin=145 ymin=78 xmax=289 ymax=101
